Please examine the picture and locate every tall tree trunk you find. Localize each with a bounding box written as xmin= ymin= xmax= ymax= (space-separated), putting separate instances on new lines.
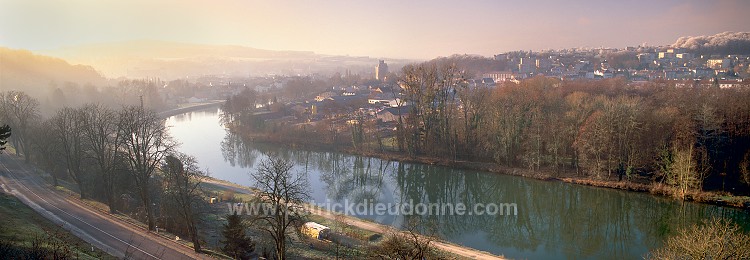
xmin=77 ymin=180 xmax=86 ymax=199
xmin=106 ymin=184 xmax=116 ymax=213
xmin=141 ymin=187 xmax=155 ymax=231
xmin=190 ymin=223 xmax=201 ymax=252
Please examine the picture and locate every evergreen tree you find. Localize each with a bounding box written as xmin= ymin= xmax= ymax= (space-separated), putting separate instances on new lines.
xmin=221 ymin=213 xmax=255 ymax=260
xmin=0 ymin=125 xmax=10 ymax=151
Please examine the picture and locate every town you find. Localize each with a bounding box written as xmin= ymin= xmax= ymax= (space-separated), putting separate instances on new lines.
xmin=154 ymin=43 xmax=750 ymax=133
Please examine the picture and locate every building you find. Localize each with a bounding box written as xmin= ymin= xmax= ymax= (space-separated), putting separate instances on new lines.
xmin=658 ymin=51 xmax=675 ymax=59
xmin=376 ymin=60 xmax=389 ymax=81
xmin=536 ymin=58 xmax=553 ymax=71
xmin=637 ymin=53 xmax=656 ymax=65
xmin=518 ymin=58 xmax=535 ymax=73
xmin=719 ymin=79 xmax=745 ymax=89
xmin=481 ymin=78 xmax=496 ymax=87
xmin=483 ymin=71 xmax=515 ymax=82
xmin=707 ymin=58 xmax=732 ymax=69
xmin=368 ymin=92 xmax=401 ymax=107
xmin=693 ymin=67 xmax=714 ymax=78
xmin=594 ymin=69 xmax=613 ymax=79
xmin=315 ymin=91 xmax=338 ymax=102
xmin=377 ymin=106 xmax=411 ymax=122
xmin=676 ymin=53 xmax=694 ymax=60
xmin=301 ymin=222 xmax=330 ymax=240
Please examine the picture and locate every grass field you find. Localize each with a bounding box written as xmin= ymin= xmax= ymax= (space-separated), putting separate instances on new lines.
xmin=0 ymin=193 xmax=116 ymax=259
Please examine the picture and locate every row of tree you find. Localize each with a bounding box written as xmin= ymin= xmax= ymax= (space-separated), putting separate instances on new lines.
xmin=391 ymin=61 xmax=750 ymax=196
xmin=0 ymin=91 xmax=205 ymax=252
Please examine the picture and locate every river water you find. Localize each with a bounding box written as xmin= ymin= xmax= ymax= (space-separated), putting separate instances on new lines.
xmin=166 ymin=107 xmax=750 ymax=259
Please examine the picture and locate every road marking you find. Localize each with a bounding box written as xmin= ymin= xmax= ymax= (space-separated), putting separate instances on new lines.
xmin=0 ymin=155 xmax=162 ymax=259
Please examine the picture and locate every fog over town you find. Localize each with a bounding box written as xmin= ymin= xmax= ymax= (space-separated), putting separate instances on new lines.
xmin=1 ymin=1 xmax=750 ymax=259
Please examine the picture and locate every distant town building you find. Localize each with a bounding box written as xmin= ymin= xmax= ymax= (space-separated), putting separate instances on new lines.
xmin=707 ymin=58 xmax=732 ymax=69
xmin=518 ymin=58 xmax=535 ymax=73
xmin=594 ymin=69 xmax=613 ymax=78
xmin=693 ymin=67 xmax=714 ymax=78
xmin=536 ymin=58 xmax=552 ymax=70
xmin=377 ymin=106 xmax=411 ymax=122
xmin=719 ymin=79 xmax=745 ymax=89
xmin=658 ymin=51 xmax=676 ymax=59
xmin=368 ymin=92 xmax=401 ymax=107
xmin=376 ymin=60 xmax=389 ymax=81
xmin=315 ymin=91 xmax=338 ymax=102
xmin=638 ymin=53 xmax=656 ymax=65
xmin=483 ymin=71 xmax=515 ymax=82
xmin=676 ymin=53 xmax=694 ymax=60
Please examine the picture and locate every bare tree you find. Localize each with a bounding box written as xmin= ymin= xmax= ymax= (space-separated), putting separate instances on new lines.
xmin=648 ymin=217 xmax=750 ymax=259
xmin=251 ymin=155 xmax=309 ymax=260
xmin=661 ymin=144 xmax=706 ymax=200
xmin=331 ymin=213 xmax=351 ymax=259
xmin=118 ymin=106 xmax=175 ymax=231
xmin=161 ymin=153 xmax=205 ymax=252
xmin=372 ymin=218 xmax=437 ymax=260
xmin=51 ymin=107 xmax=89 ymax=199
xmin=0 ymin=91 xmax=40 ymax=162
xmin=81 ymin=104 xmax=123 ymax=213
xmin=29 ymin=120 xmax=65 ymax=186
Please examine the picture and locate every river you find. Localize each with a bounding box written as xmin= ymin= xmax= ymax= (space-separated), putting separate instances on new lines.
xmin=165 ymin=107 xmax=750 ymax=259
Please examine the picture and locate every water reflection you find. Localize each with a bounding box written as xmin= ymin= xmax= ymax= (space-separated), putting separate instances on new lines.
xmin=170 ymin=108 xmax=750 ymax=259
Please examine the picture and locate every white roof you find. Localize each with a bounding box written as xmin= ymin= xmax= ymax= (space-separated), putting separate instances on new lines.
xmin=303 ymin=222 xmax=329 ymax=231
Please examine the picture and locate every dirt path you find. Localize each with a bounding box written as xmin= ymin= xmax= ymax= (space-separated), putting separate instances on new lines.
xmin=202 ymin=178 xmax=505 ymax=259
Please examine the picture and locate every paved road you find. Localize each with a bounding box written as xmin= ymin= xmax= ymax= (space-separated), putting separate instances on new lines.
xmin=0 ymin=154 xmax=202 ymax=259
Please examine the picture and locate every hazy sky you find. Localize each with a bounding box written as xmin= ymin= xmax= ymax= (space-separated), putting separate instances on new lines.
xmin=2 ymin=0 xmax=749 ymax=59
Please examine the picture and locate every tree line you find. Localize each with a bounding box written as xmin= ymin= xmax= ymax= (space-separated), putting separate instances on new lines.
xmin=392 ymin=61 xmax=750 ymax=197
xmin=0 ymin=90 xmax=205 ymax=252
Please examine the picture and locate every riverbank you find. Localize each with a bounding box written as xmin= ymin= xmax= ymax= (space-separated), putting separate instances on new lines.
xmin=158 ymin=100 xmax=224 ymax=118
xmin=200 ymin=176 xmax=506 ymax=259
xmin=235 ymin=130 xmax=750 ymax=210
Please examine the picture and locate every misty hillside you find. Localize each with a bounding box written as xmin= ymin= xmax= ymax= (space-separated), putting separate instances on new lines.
xmin=671 ymin=31 xmax=750 ymax=55
xmin=41 ymin=40 xmax=413 ymax=80
xmin=0 ymin=47 xmax=116 ymax=115
xmin=48 ymin=40 xmax=316 ymax=60
xmin=0 ymin=47 xmax=107 ymax=92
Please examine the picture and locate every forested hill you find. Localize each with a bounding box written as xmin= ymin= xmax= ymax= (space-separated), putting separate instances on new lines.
xmin=0 ymin=47 xmax=106 ymax=92
xmin=0 ymin=47 xmax=109 ymax=115
xmin=671 ymin=31 xmax=750 ymax=55
xmin=38 ymin=40 xmax=414 ymax=79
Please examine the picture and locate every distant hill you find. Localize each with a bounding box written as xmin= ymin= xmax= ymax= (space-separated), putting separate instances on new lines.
xmin=0 ymin=47 xmax=107 ymax=94
xmin=40 ymin=40 xmax=414 ymax=79
xmin=671 ymin=31 xmax=750 ymax=55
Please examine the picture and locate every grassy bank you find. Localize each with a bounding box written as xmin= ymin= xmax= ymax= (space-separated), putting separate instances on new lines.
xmin=199 ymin=176 xmax=477 ymax=259
xmin=199 ymin=178 xmax=380 ymax=259
xmin=0 ymin=193 xmax=115 ymax=259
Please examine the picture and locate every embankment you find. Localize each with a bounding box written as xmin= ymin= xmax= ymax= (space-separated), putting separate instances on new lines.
xmin=158 ymin=101 xmax=224 ymax=118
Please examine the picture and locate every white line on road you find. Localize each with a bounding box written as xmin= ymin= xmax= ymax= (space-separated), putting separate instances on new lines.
xmin=0 ymin=155 xmax=161 ymax=259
